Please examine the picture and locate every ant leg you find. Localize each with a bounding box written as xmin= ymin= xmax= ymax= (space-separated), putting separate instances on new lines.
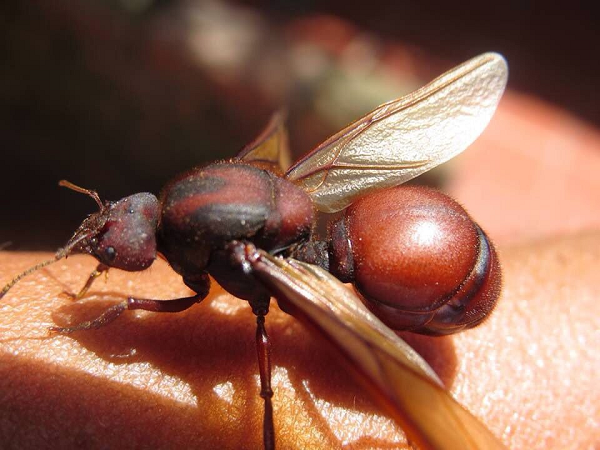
xmin=229 ymin=242 xmax=275 ymax=449
xmin=50 ymin=294 xmax=203 ymax=334
xmin=64 ymin=263 xmax=109 ymax=300
xmin=249 ymin=296 xmax=275 ymax=450
xmin=51 ymin=274 xmax=210 ymax=334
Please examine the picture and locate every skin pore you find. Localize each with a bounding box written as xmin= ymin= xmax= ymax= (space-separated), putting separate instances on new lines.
xmin=0 ymin=232 xmax=598 ymax=449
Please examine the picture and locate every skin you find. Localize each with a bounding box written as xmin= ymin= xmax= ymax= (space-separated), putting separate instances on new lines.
xmin=0 ymin=233 xmax=598 ymax=449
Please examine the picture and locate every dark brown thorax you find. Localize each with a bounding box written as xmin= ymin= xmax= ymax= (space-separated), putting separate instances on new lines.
xmin=157 ymin=161 xmax=315 ymax=299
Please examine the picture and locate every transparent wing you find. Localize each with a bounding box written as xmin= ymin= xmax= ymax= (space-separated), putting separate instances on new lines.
xmin=250 ymin=249 xmax=505 ymax=450
xmin=236 ymin=111 xmax=292 ymax=172
xmin=286 ymin=53 xmax=508 ymax=212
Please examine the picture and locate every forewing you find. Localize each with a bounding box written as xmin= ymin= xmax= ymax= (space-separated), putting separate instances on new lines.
xmin=236 ymin=111 xmax=292 ymax=171
xmin=250 ymin=250 xmax=505 ymax=450
xmin=286 ymin=52 xmax=508 ymax=212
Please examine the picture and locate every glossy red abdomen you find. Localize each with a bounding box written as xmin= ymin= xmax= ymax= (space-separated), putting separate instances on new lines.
xmin=329 ymin=186 xmax=501 ymax=335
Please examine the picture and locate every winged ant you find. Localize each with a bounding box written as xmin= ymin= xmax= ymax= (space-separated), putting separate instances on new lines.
xmin=1 ymin=53 xmax=508 ymax=450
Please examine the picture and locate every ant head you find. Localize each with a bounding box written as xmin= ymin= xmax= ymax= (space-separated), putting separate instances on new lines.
xmin=60 ymin=180 xmax=160 ymax=271
xmin=0 ymin=181 xmax=161 ymax=301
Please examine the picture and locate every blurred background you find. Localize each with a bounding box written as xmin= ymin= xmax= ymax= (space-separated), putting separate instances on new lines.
xmin=1 ymin=0 xmax=599 ymax=250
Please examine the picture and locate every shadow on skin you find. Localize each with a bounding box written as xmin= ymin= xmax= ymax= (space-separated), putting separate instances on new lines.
xmin=0 ymin=252 xmax=460 ymax=449
xmin=45 ymin=283 xmax=460 ymax=447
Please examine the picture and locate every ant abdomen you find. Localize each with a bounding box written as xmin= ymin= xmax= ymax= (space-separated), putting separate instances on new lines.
xmin=328 ymin=186 xmax=501 ymax=335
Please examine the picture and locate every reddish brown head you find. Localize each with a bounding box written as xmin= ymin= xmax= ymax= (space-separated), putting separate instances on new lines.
xmin=0 ymin=181 xmax=159 ymax=299
xmin=67 ymin=190 xmax=160 ymax=271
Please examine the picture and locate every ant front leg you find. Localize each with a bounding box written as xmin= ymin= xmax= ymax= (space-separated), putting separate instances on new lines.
xmin=63 ymin=263 xmax=109 ymax=300
xmin=50 ymin=273 xmax=210 ymax=334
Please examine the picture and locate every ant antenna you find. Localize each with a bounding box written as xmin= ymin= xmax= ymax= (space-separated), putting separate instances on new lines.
xmin=0 ymin=206 xmax=99 ymax=300
xmin=0 ymin=256 xmax=61 ymax=300
xmin=59 ymin=180 xmax=104 ymax=210
xmin=0 ymin=228 xmax=96 ymax=300
xmin=0 ymin=245 xmax=69 ymax=299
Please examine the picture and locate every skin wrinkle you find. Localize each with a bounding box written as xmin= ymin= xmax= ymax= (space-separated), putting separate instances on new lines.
xmin=0 ymin=232 xmax=598 ymax=449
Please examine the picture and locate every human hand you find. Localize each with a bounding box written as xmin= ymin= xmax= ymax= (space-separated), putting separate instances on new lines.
xmin=0 ymin=233 xmax=597 ymax=449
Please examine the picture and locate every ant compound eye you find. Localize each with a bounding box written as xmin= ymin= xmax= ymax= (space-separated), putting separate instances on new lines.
xmin=105 ymin=246 xmax=117 ymax=262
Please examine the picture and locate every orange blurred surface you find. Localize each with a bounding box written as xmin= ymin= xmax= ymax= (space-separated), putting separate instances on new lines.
xmin=448 ymin=92 xmax=600 ymax=244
